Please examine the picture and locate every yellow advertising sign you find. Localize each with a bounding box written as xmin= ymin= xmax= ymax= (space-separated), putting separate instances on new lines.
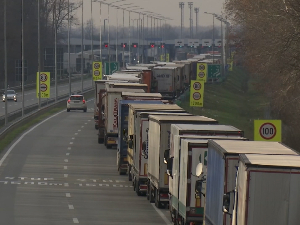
xmin=196 ymin=63 xmax=207 ymax=82
xmin=93 ymin=61 xmax=102 ymax=81
xmin=254 ymin=120 xmax=282 ymax=142
xmin=36 ymin=72 xmax=50 ymax=98
xmin=166 ymin=53 xmax=170 ymax=62
xmin=190 ymin=80 xmax=204 ymax=107
xmin=160 ymin=54 xmax=165 ymax=62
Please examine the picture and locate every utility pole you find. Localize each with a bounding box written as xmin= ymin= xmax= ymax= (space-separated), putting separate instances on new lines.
xmin=188 ymin=2 xmax=193 ymax=38
xmin=99 ymin=2 xmax=102 ymax=61
xmin=91 ymin=0 xmax=94 ymax=86
xmin=194 ymin=7 xmax=199 ymax=37
xmin=38 ymin=0 xmax=41 ymax=109
xmin=129 ymin=11 xmax=131 ymax=64
xmin=21 ymin=0 xmax=25 ymax=117
xmin=4 ymin=0 xmax=7 ymax=125
xmin=179 ymin=2 xmax=184 ymax=39
xmin=122 ymin=9 xmax=125 ymax=68
xmin=54 ymin=0 xmax=58 ymax=101
xmin=81 ymin=0 xmax=83 ymax=93
xmin=68 ymin=0 xmax=71 ymax=96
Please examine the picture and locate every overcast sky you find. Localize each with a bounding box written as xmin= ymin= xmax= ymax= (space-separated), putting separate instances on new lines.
xmin=73 ymin=0 xmax=225 ymax=28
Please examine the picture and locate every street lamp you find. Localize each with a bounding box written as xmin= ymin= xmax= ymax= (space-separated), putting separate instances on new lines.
xmin=204 ymin=12 xmax=217 ymax=63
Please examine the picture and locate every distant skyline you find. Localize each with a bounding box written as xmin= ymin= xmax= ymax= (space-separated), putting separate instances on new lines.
xmin=73 ymin=0 xmax=226 ymax=29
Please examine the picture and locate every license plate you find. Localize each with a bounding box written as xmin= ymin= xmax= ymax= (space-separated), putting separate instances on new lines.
xmin=74 ymin=101 xmax=80 ymax=103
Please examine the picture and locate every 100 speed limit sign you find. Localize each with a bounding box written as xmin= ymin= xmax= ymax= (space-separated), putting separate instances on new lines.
xmin=259 ymin=123 xmax=276 ymax=140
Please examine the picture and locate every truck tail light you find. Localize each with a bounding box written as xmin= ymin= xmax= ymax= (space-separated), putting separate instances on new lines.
xmin=83 ymin=100 xmax=86 ymax=104
xmin=67 ymin=99 xmax=70 ymax=103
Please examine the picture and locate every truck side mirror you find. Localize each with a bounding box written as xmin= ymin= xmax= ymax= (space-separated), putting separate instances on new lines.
xmin=166 ymin=157 xmax=174 ymax=178
xmin=164 ymin=149 xmax=170 ymax=164
xmin=195 ymin=180 xmax=203 ymax=197
xmin=223 ymin=192 xmax=231 ymax=214
xmin=128 ymin=140 xmax=134 ymax=149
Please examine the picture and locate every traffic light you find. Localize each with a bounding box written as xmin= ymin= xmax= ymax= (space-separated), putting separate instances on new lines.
xmin=121 ymin=43 xmax=127 ymax=48
xmin=132 ymin=43 xmax=138 ymax=48
xmin=160 ymin=43 xmax=165 ymax=48
xmin=104 ymin=43 xmax=108 ymax=48
xmin=150 ymin=43 xmax=155 ymax=48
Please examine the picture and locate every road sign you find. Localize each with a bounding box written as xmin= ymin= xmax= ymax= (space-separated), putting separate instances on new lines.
xmin=36 ymin=72 xmax=50 ymax=98
xmin=196 ymin=63 xmax=207 ymax=82
xmin=93 ymin=61 xmax=102 ymax=81
xmin=104 ymin=62 xmax=119 ymax=75
xmin=40 ymin=83 xmax=47 ymax=92
xmin=190 ymin=80 xmax=204 ymax=107
xmin=254 ymin=120 xmax=281 ymax=142
xmin=207 ymin=64 xmax=221 ymax=79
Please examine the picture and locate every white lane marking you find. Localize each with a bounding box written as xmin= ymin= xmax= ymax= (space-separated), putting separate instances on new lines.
xmin=31 ymin=99 xmax=34 ymax=100
xmin=69 ymin=205 xmax=74 ymax=209
xmin=2 ymin=107 xmax=4 ymax=109
xmin=66 ymin=153 xmax=70 ymax=156
xmin=70 ymin=142 xmax=73 ymax=144
xmin=0 ymin=98 xmax=94 ymax=168
xmin=88 ymin=120 xmax=91 ymax=122
xmin=72 ymin=137 xmax=75 ymax=140
xmin=81 ymin=126 xmax=84 ymax=128
xmin=0 ymin=110 xmax=65 ymax=167
xmin=73 ymin=218 xmax=79 ymax=223
xmin=66 ymin=193 xmax=71 ymax=197
xmin=84 ymin=123 xmax=87 ymax=125
xmin=75 ymin=133 xmax=78 ymax=135
xmin=64 ymin=183 xmax=69 ymax=187
xmin=151 ymin=203 xmax=172 ymax=225
xmin=64 ymin=174 xmax=68 ymax=178
xmin=68 ymin=147 xmax=71 ymax=150
xmin=64 ymin=159 xmax=69 ymax=163
xmin=64 ymin=166 xmax=68 ymax=169
xmin=78 ymin=130 xmax=81 ymax=132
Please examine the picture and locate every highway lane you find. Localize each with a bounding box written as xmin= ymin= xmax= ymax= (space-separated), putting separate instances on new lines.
xmin=0 ymin=100 xmax=172 ymax=225
xmin=0 ymin=78 xmax=93 ymax=117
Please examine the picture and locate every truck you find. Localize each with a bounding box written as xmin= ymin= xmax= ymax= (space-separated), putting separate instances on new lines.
xmin=127 ymin=104 xmax=185 ymax=182
xmin=105 ymin=82 xmax=148 ymax=92
xmin=139 ymin=69 xmax=158 ymax=93
xmin=173 ymin=60 xmax=192 ymax=89
xmin=232 ymin=154 xmax=300 ymax=225
xmin=167 ymin=124 xmax=246 ymax=225
xmin=98 ymin=87 xmax=145 ymax=147
xmin=117 ymin=99 xmax=164 ymax=175
xmin=147 ymin=115 xmax=218 ymax=209
xmin=121 ymin=92 xmax=162 ymax=100
xmin=131 ymin=111 xmax=192 ymax=196
xmin=152 ymin=67 xmax=176 ymax=99
xmin=205 ymin=140 xmax=299 ymax=225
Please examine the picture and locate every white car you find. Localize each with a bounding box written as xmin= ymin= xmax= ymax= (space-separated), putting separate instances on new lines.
xmin=2 ymin=90 xmax=17 ymax=102
xmin=67 ymin=95 xmax=87 ymax=112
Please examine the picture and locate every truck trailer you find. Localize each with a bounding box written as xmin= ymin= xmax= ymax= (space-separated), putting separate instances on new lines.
xmin=147 ymin=115 xmax=218 ymax=209
xmin=232 ymin=154 xmax=300 ymax=225
xmin=205 ymin=140 xmax=299 ymax=225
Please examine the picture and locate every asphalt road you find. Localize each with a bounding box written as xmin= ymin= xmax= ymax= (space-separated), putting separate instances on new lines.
xmin=0 ymin=100 xmax=172 ymax=225
xmin=0 ymin=79 xmax=93 ymax=117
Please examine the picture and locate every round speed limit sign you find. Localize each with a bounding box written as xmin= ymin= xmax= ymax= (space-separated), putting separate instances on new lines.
xmin=193 ymin=92 xmax=201 ymax=100
xmin=94 ymin=63 xmax=100 ymax=69
xmin=193 ymin=82 xmax=201 ymax=90
xmin=199 ymin=64 xmax=205 ymax=70
xmin=198 ymin=72 xmax=205 ymax=78
xmin=259 ymin=123 xmax=276 ymax=140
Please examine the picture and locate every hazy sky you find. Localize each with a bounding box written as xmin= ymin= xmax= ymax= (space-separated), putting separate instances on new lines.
xmin=73 ymin=0 xmax=226 ymax=28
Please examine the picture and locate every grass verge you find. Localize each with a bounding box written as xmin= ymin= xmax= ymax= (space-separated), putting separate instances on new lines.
xmin=0 ymin=106 xmax=65 ymax=153
xmin=178 ymin=67 xmax=269 ymax=140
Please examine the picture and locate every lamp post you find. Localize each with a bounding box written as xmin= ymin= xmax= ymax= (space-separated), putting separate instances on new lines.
xmin=204 ymin=12 xmax=216 ymax=63
xmin=4 ymin=0 xmax=7 ymax=125
xmin=21 ymin=0 xmax=25 ymax=117
xmin=81 ymin=0 xmax=83 ymax=93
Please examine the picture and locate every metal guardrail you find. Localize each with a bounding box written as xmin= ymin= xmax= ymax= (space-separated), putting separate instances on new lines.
xmin=0 ymin=86 xmax=94 ymax=129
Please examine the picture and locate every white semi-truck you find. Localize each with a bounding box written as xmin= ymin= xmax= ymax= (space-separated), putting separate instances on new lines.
xmin=147 ymin=115 xmax=218 ymax=209
xmin=167 ymin=124 xmax=246 ymax=225
xmin=232 ymin=154 xmax=300 ymax=225
xmin=205 ymin=140 xmax=299 ymax=225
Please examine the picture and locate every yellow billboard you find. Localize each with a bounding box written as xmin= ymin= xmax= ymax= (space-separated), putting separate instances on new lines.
xmin=166 ymin=53 xmax=170 ymax=62
xmin=160 ymin=54 xmax=165 ymax=62
xmin=254 ymin=120 xmax=282 ymax=142
xmin=36 ymin=72 xmax=50 ymax=98
xmin=196 ymin=63 xmax=207 ymax=82
xmin=190 ymin=80 xmax=204 ymax=107
xmin=93 ymin=62 xmax=102 ymax=81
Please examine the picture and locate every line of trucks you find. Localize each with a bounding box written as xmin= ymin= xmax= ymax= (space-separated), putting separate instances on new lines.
xmin=93 ymin=58 xmax=300 ymax=225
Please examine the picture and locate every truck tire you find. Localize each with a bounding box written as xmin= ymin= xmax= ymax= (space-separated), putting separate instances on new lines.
xmin=133 ymin=178 xmax=136 ymax=191
xmin=98 ymin=138 xmax=104 ymax=144
xmin=155 ymin=189 xmax=163 ymax=209
xmin=106 ymin=145 xmax=112 ymax=149
xmin=149 ymin=185 xmax=155 ymax=203
xmin=128 ymin=165 xmax=132 ymax=181
xmin=135 ymin=179 xmax=142 ymax=196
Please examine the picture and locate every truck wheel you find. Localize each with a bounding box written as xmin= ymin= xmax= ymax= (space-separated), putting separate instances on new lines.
xmin=149 ymin=186 xmax=155 ymax=203
xmin=128 ymin=165 xmax=132 ymax=181
xmin=135 ymin=180 xmax=142 ymax=196
xmin=106 ymin=145 xmax=112 ymax=149
xmin=133 ymin=178 xmax=136 ymax=191
xmin=98 ymin=138 xmax=104 ymax=144
xmin=155 ymin=189 xmax=163 ymax=209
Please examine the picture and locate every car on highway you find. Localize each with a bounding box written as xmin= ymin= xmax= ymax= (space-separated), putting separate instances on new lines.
xmin=67 ymin=94 xmax=87 ymax=112
xmin=2 ymin=90 xmax=17 ymax=102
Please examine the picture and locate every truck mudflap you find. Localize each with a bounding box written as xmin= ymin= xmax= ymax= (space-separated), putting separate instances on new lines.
xmin=119 ymin=157 xmax=128 ymax=173
xmin=105 ymin=133 xmax=118 ymax=149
